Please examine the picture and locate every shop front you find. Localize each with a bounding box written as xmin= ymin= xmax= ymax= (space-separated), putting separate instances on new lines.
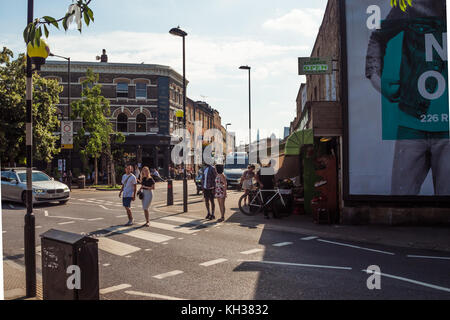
xmin=278 ymin=101 xmax=343 ymax=223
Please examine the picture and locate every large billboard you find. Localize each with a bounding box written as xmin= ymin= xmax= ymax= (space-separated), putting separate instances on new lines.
xmin=341 ymin=0 xmax=449 ymax=199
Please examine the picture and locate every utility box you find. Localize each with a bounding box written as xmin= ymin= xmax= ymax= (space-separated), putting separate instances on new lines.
xmin=40 ymin=229 xmax=99 ymax=300
xmin=77 ymin=175 xmax=85 ymax=189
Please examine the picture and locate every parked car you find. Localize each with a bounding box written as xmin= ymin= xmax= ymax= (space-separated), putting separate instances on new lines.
xmin=1 ymin=168 xmax=70 ymax=205
xmin=224 ymin=152 xmax=249 ymax=190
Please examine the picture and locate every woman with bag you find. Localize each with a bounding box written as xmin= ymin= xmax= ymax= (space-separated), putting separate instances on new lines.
xmin=137 ymin=166 xmax=155 ymax=227
xmin=215 ymin=164 xmax=227 ymax=223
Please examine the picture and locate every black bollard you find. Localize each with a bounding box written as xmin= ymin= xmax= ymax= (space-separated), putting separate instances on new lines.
xmin=167 ymin=179 xmax=173 ymax=206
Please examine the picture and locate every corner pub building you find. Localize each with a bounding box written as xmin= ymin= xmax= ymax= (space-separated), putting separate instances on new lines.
xmin=39 ymin=50 xmax=187 ymax=179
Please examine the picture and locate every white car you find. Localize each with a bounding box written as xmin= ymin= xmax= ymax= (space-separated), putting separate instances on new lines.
xmin=1 ymin=169 xmax=70 ymax=205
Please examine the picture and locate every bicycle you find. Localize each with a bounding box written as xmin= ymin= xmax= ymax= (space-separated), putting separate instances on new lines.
xmin=238 ymin=185 xmax=293 ymax=217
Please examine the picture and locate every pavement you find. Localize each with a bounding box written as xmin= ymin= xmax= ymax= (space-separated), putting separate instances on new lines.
xmin=2 ymin=180 xmax=450 ymax=300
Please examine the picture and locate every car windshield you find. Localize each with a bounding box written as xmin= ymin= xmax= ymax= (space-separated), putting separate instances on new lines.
xmin=18 ymin=172 xmax=51 ymax=182
xmin=225 ymin=158 xmax=249 ymax=169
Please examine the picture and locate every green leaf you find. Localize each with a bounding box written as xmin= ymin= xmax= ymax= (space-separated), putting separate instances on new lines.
xmin=87 ymin=8 xmax=94 ymax=22
xmin=29 ymin=24 xmax=36 ymax=46
xmin=62 ymin=16 xmax=68 ymax=31
xmin=43 ymin=25 xmax=49 ymax=38
xmin=43 ymin=16 xmax=59 ymax=29
xmin=84 ymin=12 xmax=90 ymax=26
xmin=23 ymin=23 xmax=33 ymax=44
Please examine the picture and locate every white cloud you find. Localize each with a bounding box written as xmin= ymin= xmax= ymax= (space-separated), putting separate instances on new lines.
xmin=31 ymin=31 xmax=310 ymax=83
xmin=262 ymin=8 xmax=324 ymax=37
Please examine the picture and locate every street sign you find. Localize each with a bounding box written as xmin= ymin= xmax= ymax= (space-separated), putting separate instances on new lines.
xmin=61 ymin=121 xmax=73 ymax=149
xmin=298 ymin=57 xmax=333 ymax=75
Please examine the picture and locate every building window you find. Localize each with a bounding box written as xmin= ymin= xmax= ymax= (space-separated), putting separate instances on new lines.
xmin=117 ymin=113 xmax=128 ymax=132
xmin=136 ymin=114 xmax=146 ymax=132
xmin=150 ymin=111 xmax=157 ymax=119
xmin=117 ymin=83 xmax=129 ymax=98
xmin=136 ymin=83 xmax=147 ymax=99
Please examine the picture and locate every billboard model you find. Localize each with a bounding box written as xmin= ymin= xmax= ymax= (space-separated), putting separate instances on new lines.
xmin=342 ymin=0 xmax=449 ymax=198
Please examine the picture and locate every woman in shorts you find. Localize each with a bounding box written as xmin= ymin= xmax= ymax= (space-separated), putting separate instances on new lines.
xmin=240 ymin=165 xmax=255 ymax=206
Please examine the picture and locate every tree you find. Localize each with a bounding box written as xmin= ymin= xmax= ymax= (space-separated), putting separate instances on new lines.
xmin=71 ymin=68 xmax=124 ymax=186
xmin=0 ymin=47 xmax=62 ymax=166
xmin=23 ymin=0 xmax=94 ymax=47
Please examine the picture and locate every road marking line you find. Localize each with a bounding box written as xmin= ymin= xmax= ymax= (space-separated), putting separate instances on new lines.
xmin=88 ymin=218 xmax=104 ymax=221
xmin=49 ymin=215 xmax=86 ymax=221
xmin=36 ymin=246 xmax=41 ymax=256
xmin=317 ymin=239 xmax=395 ymax=255
xmin=99 ymin=205 xmax=111 ymax=210
xmin=301 ymin=236 xmax=318 ymax=241
xmin=161 ymin=216 xmax=207 ymax=226
xmin=153 ymin=270 xmax=184 ymax=280
xmin=58 ymin=221 xmax=75 ymax=225
xmin=2 ymin=231 xmax=6 ymax=234
xmin=149 ymin=221 xmax=200 ymax=234
xmin=273 ymin=242 xmax=293 ymax=247
xmin=241 ymin=249 xmax=264 ymax=255
xmin=200 ymin=258 xmax=228 ymax=267
xmin=103 ymin=263 xmax=111 ymax=267
xmin=240 ymin=260 xmax=352 ymax=270
xmin=36 ymin=226 xmax=42 ymax=229
xmin=125 ymin=290 xmax=185 ymax=300
xmin=97 ymin=237 xmax=141 ymax=256
xmin=407 ymin=255 xmax=450 ymax=261
xmin=105 ymin=226 xmax=174 ymax=244
xmin=100 ymin=284 xmax=132 ymax=295
xmin=44 ymin=210 xmax=48 ymax=216
xmin=362 ymin=269 xmax=450 ymax=293
xmin=116 ymin=215 xmax=128 ymax=218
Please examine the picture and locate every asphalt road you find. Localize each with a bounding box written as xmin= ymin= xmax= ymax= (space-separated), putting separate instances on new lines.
xmin=2 ymin=181 xmax=450 ymax=300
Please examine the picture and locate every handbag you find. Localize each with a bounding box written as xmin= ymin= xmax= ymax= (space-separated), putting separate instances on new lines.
xmin=137 ymin=190 xmax=144 ymax=200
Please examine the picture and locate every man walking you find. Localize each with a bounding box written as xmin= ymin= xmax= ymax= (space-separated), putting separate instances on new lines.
xmin=119 ymin=165 xmax=137 ymax=226
xmin=201 ymin=163 xmax=217 ymax=220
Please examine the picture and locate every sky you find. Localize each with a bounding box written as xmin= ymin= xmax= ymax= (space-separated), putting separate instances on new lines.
xmin=0 ymin=0 xmax=328 ymax=144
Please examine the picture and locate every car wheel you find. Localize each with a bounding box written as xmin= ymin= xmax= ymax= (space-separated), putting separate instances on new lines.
xmin=59 ymin=200 xmax=69 ymax=205
xmin=21 ymin=192 xmax=27 ymax=205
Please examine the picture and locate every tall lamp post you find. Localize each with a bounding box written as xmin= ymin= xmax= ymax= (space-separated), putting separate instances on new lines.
xmin=170 ymin=26 xmax=188 ymax=213
xmin=49 ymin=53 xmax=72 ymax=189
xmin=24 ymin=0 xmax=51 ymax=298
xmin=239 ymin=66 xmax=251 ymax=156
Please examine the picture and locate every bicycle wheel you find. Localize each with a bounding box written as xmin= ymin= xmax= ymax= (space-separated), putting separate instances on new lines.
xmin=239 ymin=191 xmax=263 ymax=216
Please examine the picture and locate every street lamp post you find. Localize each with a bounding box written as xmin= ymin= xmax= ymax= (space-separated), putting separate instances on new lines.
xmin=239 ymin=66 xmax=251 ymax=156
xmin=49 ymin=53 xmax=72 ymax=189
xmin=170 ymin=26 xmax=188 ymax=213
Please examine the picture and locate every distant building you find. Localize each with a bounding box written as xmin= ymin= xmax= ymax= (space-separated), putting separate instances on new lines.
xmin=40 ymin=50 xmax=224 ymax=178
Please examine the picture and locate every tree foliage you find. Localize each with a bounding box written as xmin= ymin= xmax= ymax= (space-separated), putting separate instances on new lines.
xmin=23 ymin=0 xmax=94 ymax=47
xmin=71 ymin=68 xmax=124 ymax=185
xmin=0 ymin=47 xmax=62 ymax=165
xmin=71 ymin=68 xmax=111 ymax=161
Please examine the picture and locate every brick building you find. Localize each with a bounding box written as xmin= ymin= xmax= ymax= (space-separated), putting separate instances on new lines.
xmin=40 ymin=51 xmax=224 ymax=178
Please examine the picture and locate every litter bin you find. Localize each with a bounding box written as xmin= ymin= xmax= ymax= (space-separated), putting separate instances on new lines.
xmin=77 ymin=175 xmax=85 ymax=189
xmin=40 ymin=229 xmax=99 ymax=300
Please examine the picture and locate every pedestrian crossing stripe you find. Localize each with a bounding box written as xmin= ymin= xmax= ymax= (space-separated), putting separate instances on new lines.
xmin=161 ymin=216 xmax=210 ymax=226
xmin=98 ymin=237 xmax=141 ymax=256
xmin=149 ymin=221 xmax=202 ymax=234
xmin=105 ymin=226 xmax=174 ymax=243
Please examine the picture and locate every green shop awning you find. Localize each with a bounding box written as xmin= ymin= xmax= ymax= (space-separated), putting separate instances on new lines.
xmin=284 ymin=129 xmax=314 ymax=156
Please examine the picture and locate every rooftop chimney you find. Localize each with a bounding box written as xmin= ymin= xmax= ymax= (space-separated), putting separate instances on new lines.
xmin=100 ymin=49 xmax=108 ymax=63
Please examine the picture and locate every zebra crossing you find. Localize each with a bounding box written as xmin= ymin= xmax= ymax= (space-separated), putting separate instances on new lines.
xmin=91 ymin=215 xmax=218 ymax=257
